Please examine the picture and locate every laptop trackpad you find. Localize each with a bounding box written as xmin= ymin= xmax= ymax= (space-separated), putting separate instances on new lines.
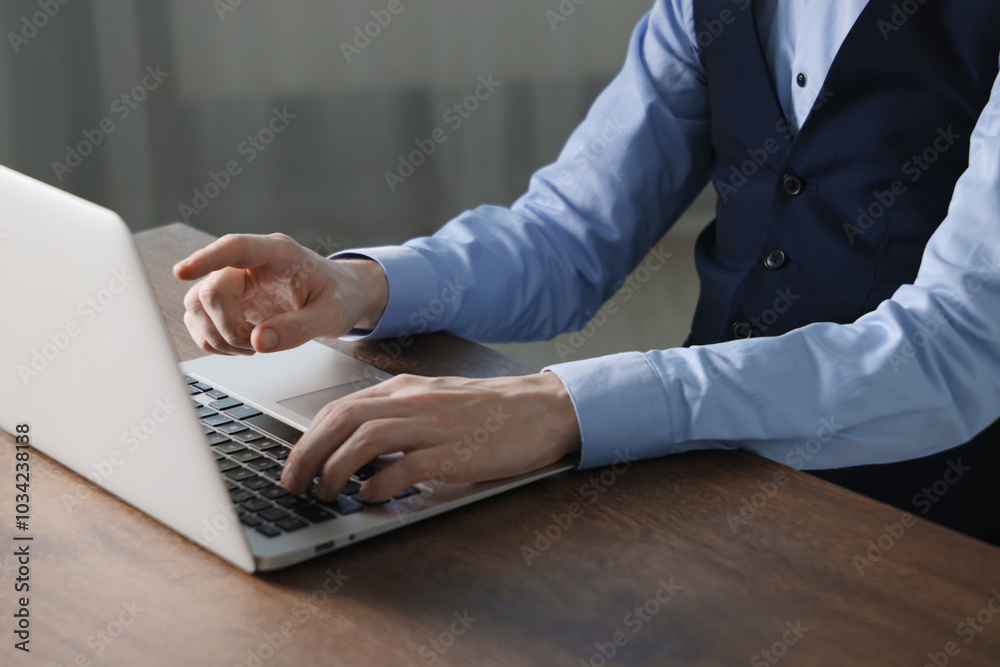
xmin=277 ymin=377 xmax=382 ymax=420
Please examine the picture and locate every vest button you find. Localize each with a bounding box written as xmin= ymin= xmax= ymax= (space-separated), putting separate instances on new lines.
xmin=796 ymin=72 xmax=807 ymax=87
xmin=782 ymin=174 xmax=803 ymax=196
xmin=732 ymin=321 xmax=758 ymax=339
xmin=764 ymin=249 xmax=787 ymax=270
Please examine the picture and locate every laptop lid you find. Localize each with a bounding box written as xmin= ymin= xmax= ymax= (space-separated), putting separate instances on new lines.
xmin=0 ymin=164 xmax=255 ymax=572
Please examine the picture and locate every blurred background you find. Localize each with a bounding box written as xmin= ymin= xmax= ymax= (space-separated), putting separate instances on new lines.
xmin=0 ymin=0 xmax=714 ymax=367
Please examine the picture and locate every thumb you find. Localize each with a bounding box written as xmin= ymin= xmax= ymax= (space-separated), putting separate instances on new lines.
xmin=251 ymin=308 xmax=328 ymax=353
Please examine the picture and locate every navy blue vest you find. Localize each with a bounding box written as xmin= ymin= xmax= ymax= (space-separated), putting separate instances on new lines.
xmin=691 ymin=0 xmax=1000 ymax=539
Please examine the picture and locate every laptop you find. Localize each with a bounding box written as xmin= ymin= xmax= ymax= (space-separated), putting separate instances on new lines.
xmin=0 ymin=164 xmax=574 ymax=572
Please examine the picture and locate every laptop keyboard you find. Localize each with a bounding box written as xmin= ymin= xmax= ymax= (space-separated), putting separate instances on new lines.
xmin=185 ymin=375 xmax=419 ymax=538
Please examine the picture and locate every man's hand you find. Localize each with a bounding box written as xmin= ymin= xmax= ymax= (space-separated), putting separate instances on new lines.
xmin=280 ymin=371 xmax=582 ymax=502
xmin=173 ymin=233 xmax=388 ymax=355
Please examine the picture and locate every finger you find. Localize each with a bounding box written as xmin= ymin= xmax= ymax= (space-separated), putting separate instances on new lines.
xmin=183 ymin=305 xmax=245 ymax=356
xmin=173 ymin=233 xmax=292 ymax=281
xmin=183 ymin=283 xmax=255 ymax=355
xmin=356 ymin=446 xmax=446 ymax=502
xmin=251 ymin=303 xmax=338 ymax=352
xmin=281 ymin=397 xmax=406 ymax=494
xmin=315 ymin=418 xmax=430 ymax=501
xmin=197 ymin=279 xmax=256 ymax=352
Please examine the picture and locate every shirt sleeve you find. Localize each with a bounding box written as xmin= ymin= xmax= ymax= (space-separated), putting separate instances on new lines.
xmin=548 ymin=57 xmax=1000 ymax=471
xmin=332 ymin=0 xmax=713 ymax=343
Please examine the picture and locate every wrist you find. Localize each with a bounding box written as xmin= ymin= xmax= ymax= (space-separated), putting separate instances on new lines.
xmin=536 ymin=370 xmax=583 ymax=458
xmin=338 ymin=258 xmax=389 ymax=330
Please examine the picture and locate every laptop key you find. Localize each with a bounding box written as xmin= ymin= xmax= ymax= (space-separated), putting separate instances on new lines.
xmin=226 ymin=405 xmax=263 ymax=420
xmin=184 ymin=375 xmax=198 ymax=385
xmin=232 ymin=429 xmax=264 ymax=443
xmin=257 ymin=507 xmax=289 ymax=522
xmin=196 ymin=406 xmax=218 ymax=418
xmin=295 ymin=505 xmax=336 ymax=523
xmin=203 ymin=424 xmax=215 ymax=435
xmin=276 ymin=496 xmax=311 ymax=511
xmin=268 ymin=446 xmax=292 ymax=461
xmin=341 ymin=480 xmax=362 ymax=496
xmin=259 ymin=485 xmax=288 ymax=500
xmin=225 ymin=468 xmax=257 ymax=481
xmin=319 ymin=495 xmax=364 ymax=515
xmin=248 ymin=457 xmax=277 ymax=470
xmin=230 ymin=489 xmax=254 ymax=503
xmin=232 ymin=449 xmax=262 ymax=463
xmin=239 ymin=513 xmax=262 ymax=527
xmin=188 ymin=385 xmax=205 ymax=395
xmin=244 ymin=414 xmax=303 ymax=444
xmin=217 ymin=459 xmax=240 ymax=473
xmin=202 ymin=413 xmax=233 ymax=427
xmin=209 ymin=397 xmax=243 ymax=411
xmin=218 ymin=422 xmax=249 ymax=435
xmin=275 ymin=517 xmax=308 ymax=532
xmin=208 ymin=432 xmax=231 ymax=445
xmin=256 ymin=525 xmax=281 ymax=538
xmin=206 ymin=390 xmax=228 ymax=400
xmin=214 ymin=442 xmax=245 ymax=455
xmin=244 ymin=476 xmax=270 ymax=490
xmin=240 ymin=498 xmax=272 ymax=513
xmin=393 ymin=486 xmax=419 ymax=499
xmin=193 ymin=382 xmax=212 ymax=392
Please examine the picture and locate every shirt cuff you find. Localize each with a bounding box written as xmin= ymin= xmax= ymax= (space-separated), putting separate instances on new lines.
xmin=329 ymin=246 xmax=439 ymax=341
xmin=545 ymin=351 xmax=674 ymax=469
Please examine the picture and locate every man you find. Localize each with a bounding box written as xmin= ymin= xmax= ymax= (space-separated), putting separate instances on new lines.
xmin=174 ymin=1 xmax=1000 ymax=541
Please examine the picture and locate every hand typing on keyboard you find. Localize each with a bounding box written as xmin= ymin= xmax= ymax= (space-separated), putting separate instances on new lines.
xmin=175 ymin=234 xmax=582 ymax=504
xmin=280 ymin=372 xmax=581 ymax=503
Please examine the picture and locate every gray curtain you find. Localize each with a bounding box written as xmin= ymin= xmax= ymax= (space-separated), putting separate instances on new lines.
xmin=0 ymin=0 xmax=655 ymax=251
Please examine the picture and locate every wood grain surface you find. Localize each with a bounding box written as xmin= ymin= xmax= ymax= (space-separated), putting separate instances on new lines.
xmin=2 ymin=223 xmax=999 ymax=666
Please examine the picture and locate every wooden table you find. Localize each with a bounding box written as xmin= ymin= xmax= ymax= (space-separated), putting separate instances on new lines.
xmin=3 ymin=223 xmax=1000 ymax=666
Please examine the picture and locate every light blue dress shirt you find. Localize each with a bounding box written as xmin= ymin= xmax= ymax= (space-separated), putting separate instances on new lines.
xmin=335 ymin=0 xmax=1000 ymax=472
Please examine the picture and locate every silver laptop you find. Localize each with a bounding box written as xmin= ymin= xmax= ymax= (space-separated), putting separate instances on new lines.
xmin=0 ymin=164 xmax=574 ymax=572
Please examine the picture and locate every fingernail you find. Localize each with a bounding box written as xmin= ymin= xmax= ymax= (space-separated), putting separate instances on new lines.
xmin=281 ymin=470 xmax=297 ymax=491
xmin=260 ymin=328 xmax=278 ymax=351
